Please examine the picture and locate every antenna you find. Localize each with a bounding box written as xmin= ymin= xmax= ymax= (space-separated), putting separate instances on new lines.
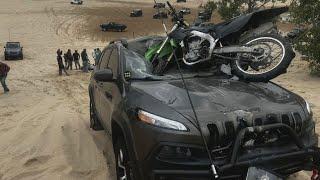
xmin=171 ymin=49 xmax=219 ymax=179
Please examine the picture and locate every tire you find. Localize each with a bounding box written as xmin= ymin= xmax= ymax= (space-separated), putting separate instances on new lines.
xmin=231 ymin=33 xmax=295 ymax=82
xmin=114 ymin=137 xmax=134 ymax=180
xmin=89 ymin=97 xmax=104 ymax=131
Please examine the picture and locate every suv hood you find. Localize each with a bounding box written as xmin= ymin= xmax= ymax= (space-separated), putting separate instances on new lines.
xmin=131 ymin=78 xmax=304 ymax=125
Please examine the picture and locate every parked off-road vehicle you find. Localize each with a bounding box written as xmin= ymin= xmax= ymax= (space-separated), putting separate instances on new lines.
xmin=130 ymin=9 xmax=143 ymax=17
xmin=154 ymin=2 xmax=165 ymax=9
xmin=100 ymin=22 xmax=127 ymax=32
xmin=198 ymin=10 xmax=212 ymax=22
xmin=89 ymin=37 xmax=320 ymax=180
xmin=153 ymin=11 xmax=168 ymax=19
xmin=179 ymin=7 xmax=191 ymax=15
xmin=70 ymin=0 xmax=83 ymax=5
xmin=286 ymin=27 xmax=305 ymax=43
xmin=4 ymin=42 xmax=23 ymax=60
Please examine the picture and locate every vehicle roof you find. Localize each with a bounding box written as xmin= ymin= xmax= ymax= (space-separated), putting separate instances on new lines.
xmin=6 ymin=42 xmax=20 ymax=44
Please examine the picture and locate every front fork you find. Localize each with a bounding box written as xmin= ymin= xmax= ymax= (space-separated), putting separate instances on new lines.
xmin=151 ymin=24 xmax=178 ymax=63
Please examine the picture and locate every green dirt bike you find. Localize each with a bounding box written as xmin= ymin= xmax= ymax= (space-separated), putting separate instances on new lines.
xmin=144 ymin=1 xmax=295 ymax=82
xmin=145 ymin=38 xmax=179 ymax=74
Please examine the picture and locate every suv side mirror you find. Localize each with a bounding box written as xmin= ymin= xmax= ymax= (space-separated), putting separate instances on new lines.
xmin=94 ymin=69 xmax=113 ymax=82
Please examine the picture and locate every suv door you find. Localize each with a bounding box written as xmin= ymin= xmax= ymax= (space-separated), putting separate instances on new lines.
xmin=92 ymin=47 xmax=112 ymax=121
xmin=99 ymin=45 xmax=122 ymax=132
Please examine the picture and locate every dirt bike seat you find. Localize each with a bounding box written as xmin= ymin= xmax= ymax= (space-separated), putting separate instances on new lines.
xmin=189 ymin=26 xmax=213 ymax=33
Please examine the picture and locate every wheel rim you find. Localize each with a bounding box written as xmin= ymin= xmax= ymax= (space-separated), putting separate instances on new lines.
xmin=236 ymin=37 xmax=286 ymax=75
xmin=117 ymin=149 xmax=127 ymax=180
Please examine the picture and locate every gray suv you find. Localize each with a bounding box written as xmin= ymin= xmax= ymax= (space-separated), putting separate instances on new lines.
xmin=89 ymin=38 xmax=320 ymax=180
xmin=4 ymin=42 xmax=23 ymax=60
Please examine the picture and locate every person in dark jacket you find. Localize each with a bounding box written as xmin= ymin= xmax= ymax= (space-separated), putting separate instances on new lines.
xmin=73 ymin=50 xmax=81 ymax=70
xmin=57 ymin=49 xmax=63 ymax=56
xmin=0 ymin=61 xmax=10 ymax=93
xmin=63 ymin=53 xmax=68 ymax=68
xmin=66 ymin=49 xmax=73 ymax=70
xmin=81 ymin=49 xmax=89 ymax=73
xmin=57 ymin=54 xmax=69 ymax=76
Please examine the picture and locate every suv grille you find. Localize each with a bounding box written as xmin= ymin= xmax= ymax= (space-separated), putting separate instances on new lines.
xmin=207 ymin=112 xmax=305 ymax=160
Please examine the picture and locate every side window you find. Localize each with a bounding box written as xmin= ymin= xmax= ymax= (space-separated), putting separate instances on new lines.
xmin=98 ymin=48 xmax=113 ymax=70
xmin=108 ymin=47 xmax=119 ymax=78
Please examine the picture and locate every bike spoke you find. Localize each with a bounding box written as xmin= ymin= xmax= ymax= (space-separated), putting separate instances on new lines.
xmin=236 ymin=37 xmax=285 ymax=74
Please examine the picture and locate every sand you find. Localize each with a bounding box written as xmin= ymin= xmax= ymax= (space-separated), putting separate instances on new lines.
xmin=0 ymin=0 xmax=318 ymax=180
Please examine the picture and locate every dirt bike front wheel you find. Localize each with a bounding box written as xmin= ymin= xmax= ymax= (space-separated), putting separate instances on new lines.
xmin=231 ymin=34 xmax=295 ymax=82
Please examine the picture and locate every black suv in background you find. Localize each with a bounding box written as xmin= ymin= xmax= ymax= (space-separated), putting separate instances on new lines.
xmin=100 ymin=22 xmax=127 ymax=32
xmin=89 ymin=37 xmax=320 ymax=180
xmin=130 ymin=9 xmax=143 ymax=17
xmin=4 ymin=42 xmax=23 ymax=60
xmin=153 ymin=11 xmax=168 ymax=19
xmin=154 ymin=3 xmax=165 ymax=8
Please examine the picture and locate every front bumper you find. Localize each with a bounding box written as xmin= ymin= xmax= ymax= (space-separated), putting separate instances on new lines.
xmin=5 ymin=52 xmax=22 ymax=59
xmin=131 ymin=123 xmax=320 ymax=180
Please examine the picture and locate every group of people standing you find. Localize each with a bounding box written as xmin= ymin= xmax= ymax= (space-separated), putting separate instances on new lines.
xmin=56 ymin=48 xmax=90 ymax=76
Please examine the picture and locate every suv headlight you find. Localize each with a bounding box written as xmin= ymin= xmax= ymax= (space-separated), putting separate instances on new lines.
xmin=138 ymin=110 xmax=188 ymax=131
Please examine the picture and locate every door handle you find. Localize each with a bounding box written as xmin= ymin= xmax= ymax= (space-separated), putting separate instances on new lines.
xmin=105 ymin=91 xmax=113 ymax=101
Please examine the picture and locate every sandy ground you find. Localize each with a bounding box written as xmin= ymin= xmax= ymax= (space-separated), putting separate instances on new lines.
xmin=0 ymin=0 xmax=318 ymax=180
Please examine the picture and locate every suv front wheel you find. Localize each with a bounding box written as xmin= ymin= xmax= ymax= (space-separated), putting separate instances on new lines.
xmin=114 ymin=137 xmax=134 ymax=180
